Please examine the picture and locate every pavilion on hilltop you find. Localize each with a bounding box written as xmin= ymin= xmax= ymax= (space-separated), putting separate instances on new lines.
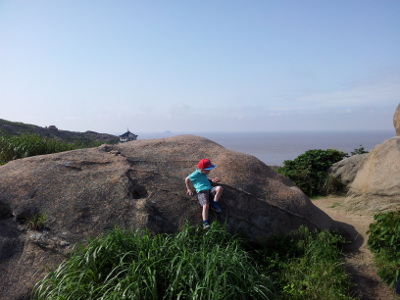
xmin=119 ymin=129 xmax=138 ymax=143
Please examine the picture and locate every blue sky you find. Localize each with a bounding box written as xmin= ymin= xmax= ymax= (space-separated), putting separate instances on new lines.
xmin=1 ymin=0 xmax=399 ymax=134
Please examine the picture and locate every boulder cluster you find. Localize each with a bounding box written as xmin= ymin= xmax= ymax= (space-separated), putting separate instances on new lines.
xmin=330 ymin=103 xmax=400 ymax=213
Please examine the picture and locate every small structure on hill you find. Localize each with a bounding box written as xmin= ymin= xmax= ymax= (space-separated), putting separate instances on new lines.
xmin=48 ymin=125 xmax=58 ymax=131
xmin=119 ymin=129 xmax=138 ymax=142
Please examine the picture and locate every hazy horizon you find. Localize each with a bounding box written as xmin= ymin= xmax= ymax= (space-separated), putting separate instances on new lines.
xmin=1 ymin=116 xmax=396 ymax=138
xmin=3 ymin=116 xmax=396 ymax=136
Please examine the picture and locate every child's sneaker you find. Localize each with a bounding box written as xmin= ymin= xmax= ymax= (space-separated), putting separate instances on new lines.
xmin=210 ymin=201 xmax=222 ymax=213
xmin=203 ymin=221 xmax=210 ymax=229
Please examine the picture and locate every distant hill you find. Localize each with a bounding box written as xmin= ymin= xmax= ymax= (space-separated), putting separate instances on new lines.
xmin=0 ymin=119 xmax=119 ymax=145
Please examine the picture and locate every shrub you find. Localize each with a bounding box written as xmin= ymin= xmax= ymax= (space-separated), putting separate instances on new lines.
xmin=367 ymin=211 xmax=400 ymax=287
xmin=350 ymin=145 xmax=368 ymax=156
xmin=276 ymin=149 xmax=347 ymax=197
xmin=323 ymin=174 xmax=347 ymax=195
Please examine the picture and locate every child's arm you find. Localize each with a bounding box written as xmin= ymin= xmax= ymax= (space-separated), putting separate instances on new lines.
xmin=185 ymin=177 xmax=194 ymax=196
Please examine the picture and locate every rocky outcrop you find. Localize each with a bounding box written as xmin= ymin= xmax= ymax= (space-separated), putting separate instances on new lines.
xmin=328 ymin=153 xmax=368 ymax=186
xmin=0 ymin=135 xmax=336 ymax=300
xmin=345 ymin=137 xmax=400 ymax=213
xmin=394 ymin=103 xmax=400 ymax=136
xmin=0 ymin=118 xmax=119 ymax=145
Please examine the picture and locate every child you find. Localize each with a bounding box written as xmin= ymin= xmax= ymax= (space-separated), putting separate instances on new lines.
xmin=185 ymin=158 xmax=223 ymax=229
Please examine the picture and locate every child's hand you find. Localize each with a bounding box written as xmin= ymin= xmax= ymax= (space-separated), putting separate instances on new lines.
xmin=186 ymin=189 xmax=194 ymax=196
xmin=211 ymin=177 xmax=220 ymax=183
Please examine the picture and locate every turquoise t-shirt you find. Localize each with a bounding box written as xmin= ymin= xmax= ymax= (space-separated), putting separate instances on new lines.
xmin=188 ymin=169 xmax=211 ymax=192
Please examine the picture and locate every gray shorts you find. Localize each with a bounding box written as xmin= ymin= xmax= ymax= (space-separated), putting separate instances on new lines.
xmin=197 ymin=187 xmax=218 ymax=206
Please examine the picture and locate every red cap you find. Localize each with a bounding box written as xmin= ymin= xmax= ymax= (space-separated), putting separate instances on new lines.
xmin=197 ymin=158 xmax=216 ymax=170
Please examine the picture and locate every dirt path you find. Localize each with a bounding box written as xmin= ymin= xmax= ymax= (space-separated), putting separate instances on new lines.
xmin=312 ymin=196 xmax=399 ymax=300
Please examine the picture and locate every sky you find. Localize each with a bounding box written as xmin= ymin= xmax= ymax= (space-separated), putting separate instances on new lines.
xmin=1 ymin=0 xmax=399 ymax=134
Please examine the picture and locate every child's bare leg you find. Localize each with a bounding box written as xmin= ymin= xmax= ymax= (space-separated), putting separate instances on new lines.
xmin=202 ymin=203 xmax=209 ymax=221
xmin=213 ymin=186 xmax=223 ymax=202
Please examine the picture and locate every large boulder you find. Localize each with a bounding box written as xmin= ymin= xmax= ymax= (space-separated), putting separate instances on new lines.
xmin=0 ymin=135 xmax=336 ymax=300
xmin=345 ymin=137 xmax=400 ymax=213
xmin=328 ymin=153 xmax=368 ymax=186
xmin=394 ymin=103 xmax=400 ymax=136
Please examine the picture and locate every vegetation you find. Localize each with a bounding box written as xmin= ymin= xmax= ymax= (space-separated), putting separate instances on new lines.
xmin=33 ymin=223 xmax=355 ymax=300
xmin=350 ymin=145 xmax=368 ymax=156
xmin=276 ymin=146 xmax=370 ymax=197
xmin=276 ymin=149 xmax=348 ymax=197
xmin=367 ymin=211 xmax=400 ymax=288
xmin=27 ymin=213 xmax=48 ymax=231
xmin=0 ymin=133 xmax=101 ymax=165
xmin=34 ymin=223 xmax=274 ymax=300
xmin=256 ymin=226 xmax=353 ymax=300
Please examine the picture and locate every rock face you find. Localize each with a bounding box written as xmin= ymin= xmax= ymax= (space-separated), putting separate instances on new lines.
xmin=0 ymin=135 xmax=336 ymax=300
xmin=345 ymin=137 xmax=400 ymax=213
xmin=394 ymin=103 xmax=400 ymax=136
xmin=329 ymin=153 xmax=368 ymax=186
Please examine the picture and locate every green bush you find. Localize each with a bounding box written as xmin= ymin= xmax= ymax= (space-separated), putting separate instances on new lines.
xmin=367 ymin=211 xmax=400 ymax=287
xmin=276 ymin=149 xmax=348 ymax=197
xmin=350 ymin=145 xmax=368 ymax=156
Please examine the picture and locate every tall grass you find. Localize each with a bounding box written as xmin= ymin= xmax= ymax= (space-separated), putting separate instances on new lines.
xmin=367 ymin=211 xmax=400 ymax=287
xmin=33 ymin=223 xmax=355 ymax=300
xmin=0 ymin=133 xmax=93 ymax=165
xmin=256 ymin=226 xmax=355 ymax=300
xmin=33 ymin=223 xmax=274 ymax=300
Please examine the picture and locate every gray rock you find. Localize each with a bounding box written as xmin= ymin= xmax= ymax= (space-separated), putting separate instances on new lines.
xmin=345 ymin=137 xmax=400 ymax=213
xmin=0 ymin=135 xmax=336 ymax=299
xmin=329 ymin=153 xmax=368 ymax=186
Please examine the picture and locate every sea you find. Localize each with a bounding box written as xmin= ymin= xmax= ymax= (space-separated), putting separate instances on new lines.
xmin=135 ymin=130 xmax=395 ymax=166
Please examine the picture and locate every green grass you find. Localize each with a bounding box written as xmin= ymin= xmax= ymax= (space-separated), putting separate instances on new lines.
xmin=329 ymin=202 xmax=341 ymax=209
xmin=27 ymin=213 xmax=48 ymax=231
xmin=255 ymin=226 xmax=354 ymax=300
xmin=367 ymin=211 xmax=400 ymax=288
xmin=33 ymin=223 xmax=356 ymax=300
xmin=0 ymin=133 xmax=100 ymax=165
xmin=33 ymin=223 xmax=274 ymax=300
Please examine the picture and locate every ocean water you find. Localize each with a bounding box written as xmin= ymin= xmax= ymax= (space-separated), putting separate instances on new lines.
xmin=137 ymin=131 xmax=395 ymax=166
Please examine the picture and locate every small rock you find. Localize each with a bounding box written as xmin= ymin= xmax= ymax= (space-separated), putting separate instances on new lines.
xmin=394 ymin=103 xmax=400 ymax=136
